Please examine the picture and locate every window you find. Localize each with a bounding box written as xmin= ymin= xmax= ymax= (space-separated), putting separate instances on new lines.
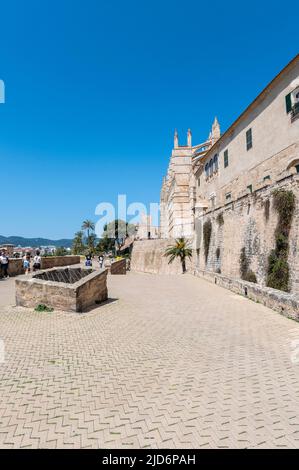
xmin=285 ymin=92 xmax=292 ymax=113
xmin=225 ymin=192 xmax=231 ymax=202
xmin=205 ymin=163 xmax=209 ymax=178
xmin=209 ymin=159 xmax=213 ymax=177
xmin=247 ymin=184 xmax=253 ymax=193
xmin=213 ymin=154 xmax=218 ymax=172
xmin=197 ymin=178 xmax=200 ymax=187
xmin=263 ymin=175 xmax=271 ymax=181
xmin=224 ymin=149 xmax=229 ymax=168
xmin=246 ymin=128 xmax=252 ymax=150
xmin=296 ymin=164 xmax=299 ymax=174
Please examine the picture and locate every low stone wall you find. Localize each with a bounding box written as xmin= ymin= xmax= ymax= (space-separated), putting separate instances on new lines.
xmin=7 ymin=259 xmax=23 ymax=277
xmin=15 ymin=267 xmax=108 ymax=313
xmin=40 ymin=255 xmax=80 ymax=270
xmin=131 ymin=239 xmax=192 ymax=274
xmin=110 ymin=259 xmax=126 ymax=275
xmin=194 ymin=269 xmax=299 ymax=321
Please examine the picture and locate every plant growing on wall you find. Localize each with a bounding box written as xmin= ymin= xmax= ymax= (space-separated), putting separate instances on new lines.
xmin=203 ymin=219 xmax=212 ymax=263
xmin=164 ymin=237 xmax=192 ymax=274
xmin=266 ymin=189 xmax=295 ymax=292
xmin=216 ymin=212 xmax=224 ymax=226
xmin=240 ymin=247 xmax=257 ymax=283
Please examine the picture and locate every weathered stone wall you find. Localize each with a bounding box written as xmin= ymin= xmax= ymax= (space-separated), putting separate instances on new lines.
xmin=41 ymin=255 xmax=80 ymax=270
xmin=15 ymin=268 xmax=108 ymax=312
xmin=131 ymin=239 xmax=192 ymax=274
xmin=194 ymin=269 xmax=299 ymax=321
xmin=6 ymin=259 xmax=23 ymax=277
xmin=195 ymin=175 xmax=299 ymax=295
xmin=110 ymin=259 xmax=126 ymax=275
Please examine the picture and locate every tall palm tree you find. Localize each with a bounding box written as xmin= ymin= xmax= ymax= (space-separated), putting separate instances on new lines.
xmin=82 ymin=220 xmax=95 ymax=249
xmin=164 ymin=237 xmax=192 ymax=273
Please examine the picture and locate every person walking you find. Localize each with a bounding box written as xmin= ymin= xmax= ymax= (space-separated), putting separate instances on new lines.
xmin=85 ymin=254 xmax=92 ymax=267
xmin=23 ymin=252 xmax=31 ymax=275
xmin=98 ymin=254 xmax=104 ymax=269
xmin=33 ymin=250 xmax=41 ymax=271
xmin=0 ymin=250 xmax=9 ymax=279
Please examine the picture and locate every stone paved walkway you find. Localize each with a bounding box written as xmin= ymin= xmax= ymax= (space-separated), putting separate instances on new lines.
xmin=0 ymin=272 xmax=299 ymax=448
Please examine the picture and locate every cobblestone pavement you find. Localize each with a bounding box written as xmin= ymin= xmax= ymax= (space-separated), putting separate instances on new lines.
xmin=0 ymin=272 xmax=299 ymax=448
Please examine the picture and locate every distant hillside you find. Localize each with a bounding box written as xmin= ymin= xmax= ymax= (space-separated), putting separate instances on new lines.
xmin=0 ymin=235 xmax=73 ymax=248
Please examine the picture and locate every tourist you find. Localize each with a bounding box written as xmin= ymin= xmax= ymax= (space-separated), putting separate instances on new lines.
xmin=85 ymin=254 xmax=92 ymax=267
xmin=23 ymin=253 xmax=31 ymax=275
xmin=98 ymin=254 xmax=104 ymax=269
xmin=0 ymin=250 xmax=9 ymax=279
xmin=33 ymin=250 xmax=41 ymax=271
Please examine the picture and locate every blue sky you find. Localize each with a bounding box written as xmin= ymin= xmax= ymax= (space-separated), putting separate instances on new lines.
xmin=0 ymin=0 xmax=298 ymax=239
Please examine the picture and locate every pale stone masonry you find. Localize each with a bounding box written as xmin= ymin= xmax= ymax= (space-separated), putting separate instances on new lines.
xmin=157 ymin=55 xmax=299 ymax=301
xmin=15 ymin=267 xmax=108 ymax=312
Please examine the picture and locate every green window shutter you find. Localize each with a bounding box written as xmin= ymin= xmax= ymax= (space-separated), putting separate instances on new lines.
xmin=285 ymin=93 xmax=292 ymax=113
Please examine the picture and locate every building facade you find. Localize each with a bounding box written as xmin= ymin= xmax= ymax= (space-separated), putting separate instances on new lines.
xmin=160 ymin=55 xmax=299 ymax=295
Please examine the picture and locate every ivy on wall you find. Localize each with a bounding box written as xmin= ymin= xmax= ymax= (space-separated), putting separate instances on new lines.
xmin=203 ymin=219 xmax=212 ymax=263
xmin=216 ymin=212 xmax=224 ymax=226
xmin=266 ymin=189 xmax=295 ymax=292
xmin=239 ymin=247 xmax=257 ymax=283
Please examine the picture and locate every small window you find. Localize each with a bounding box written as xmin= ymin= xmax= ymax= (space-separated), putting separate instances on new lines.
xmin=225 ymin=192 xmax=231 ymax=202
xmin=296 ymin=164 xmax=299 ymax=174
xmin=224 ymin=149 xmax=229 ymax=168
xmin=285 ymin=92 xmax=292 ymax=114
xmin=213 ymin=154 xmax=218 ymax=171
xmin=209 ymin=159 xmax=213 ymax=176
xmin=197 ymin=178 xmax=200 ymax=187
xmin=246 ymin=128 xmax=252 ymax=151
xmin=247 ymin=184 xmax=253 ymax=193
xmin=205 ymin=163 xmax=209 ymax=177
xmin=263 ymin=175 xmax=271 ymax=181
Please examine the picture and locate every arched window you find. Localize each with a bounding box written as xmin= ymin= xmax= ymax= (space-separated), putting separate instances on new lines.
xmin=213 ymin=154 xmax=218 ymax=171
xmin=209 ymin=159 xmax=213 ymax=176
xmin=205 ymin=163 xmax=209 ymax=178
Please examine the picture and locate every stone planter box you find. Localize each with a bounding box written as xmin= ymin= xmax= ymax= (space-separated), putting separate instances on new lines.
xmin=15 ymin=267 xmax=108 ymax=313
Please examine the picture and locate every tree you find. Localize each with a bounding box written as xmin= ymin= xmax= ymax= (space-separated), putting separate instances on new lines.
xmin=55 ymin=246 xmax=68 ymax=257
xmin=72 ymin=231 xmax=85 ymax=255
xmin=101 ymin=219 xmax=136 ymax=254
xmin=82 ymin=220 xmax=95 ymax=250
xmin=164 ymin=237 xmax=192 ymax=274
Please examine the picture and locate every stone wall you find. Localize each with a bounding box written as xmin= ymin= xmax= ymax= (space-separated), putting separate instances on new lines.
xmin=194 ymin=269 xmax=299 ymax=321
xmin=195 ymin=175 xmax=299 ymax=295
xmin=110 ymin=259 xmax=126 ymax=275
xmin=131 ymin=239 xmax=192 ymax=274
xmin=40 ymin=255 xmax=80 ymax=270
xmin=7 ymin=259 xmax=23 ymax=277
xmin=15 ymin=267 xmax=108 ymax=313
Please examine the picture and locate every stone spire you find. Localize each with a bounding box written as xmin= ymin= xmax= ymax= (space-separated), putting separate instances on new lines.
xmin=211 ymin=117 xmax=220 ymax=143
xmin=187 ymin=128 xmax=192 ymax=147
xmin=174 ymin=129 xmax=179 ymax=148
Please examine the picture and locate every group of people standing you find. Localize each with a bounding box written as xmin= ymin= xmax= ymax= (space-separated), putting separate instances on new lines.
xmin=0 ymin=249 xmax=42 ymax=279
xmin=85 ymin=254 xmax=104 ymax=268
xmin=23 ymin=250 xmax=42 ymax=275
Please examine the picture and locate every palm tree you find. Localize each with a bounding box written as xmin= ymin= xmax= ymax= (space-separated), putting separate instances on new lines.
xmin=81 ymin=220 xmax=95 ymax=249
xmin=164 ymin=237 xmax=192 ymax=273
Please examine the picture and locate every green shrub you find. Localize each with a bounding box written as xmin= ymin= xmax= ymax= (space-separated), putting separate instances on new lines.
xmin=35 ymin=304 xmax=54 ymax=312
xmin=243 ymin=270 xmax=257 ymax=283
xmin=203 ymin=219 xmax=212 ymax=263
xmin=240 ymin=247 xmax=257 ymax=283
xmin=267 ymin=189 xmax=295 ymax=292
